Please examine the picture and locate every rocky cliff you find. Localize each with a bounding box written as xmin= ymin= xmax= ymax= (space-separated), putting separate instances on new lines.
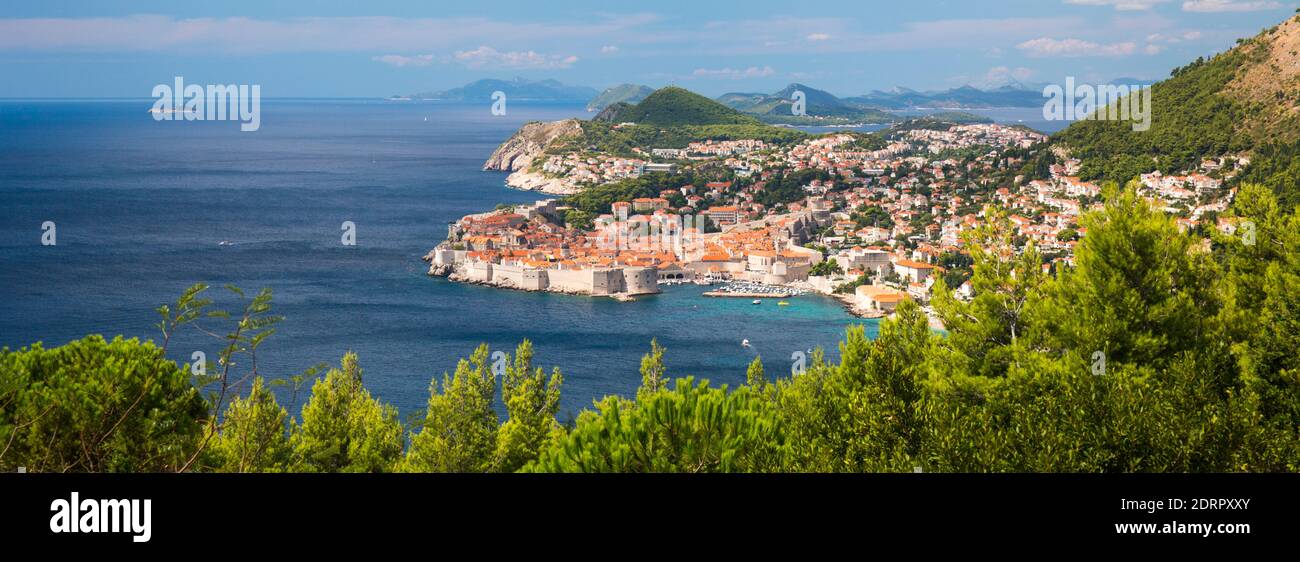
xmin=482 ymin=119 xmax=583 ymax=172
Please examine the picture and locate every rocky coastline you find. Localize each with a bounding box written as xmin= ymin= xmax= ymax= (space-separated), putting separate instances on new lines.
xmin=503 ymin=169 xmax=579 ymax=195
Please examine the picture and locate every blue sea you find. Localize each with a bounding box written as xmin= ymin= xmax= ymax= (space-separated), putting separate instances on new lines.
xmin=0 ymin=99 xmax=878 ymax=418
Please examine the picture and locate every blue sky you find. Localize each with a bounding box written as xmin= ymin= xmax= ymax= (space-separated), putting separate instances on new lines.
xmin=0 ymin=0 xmax=1294 ymax=97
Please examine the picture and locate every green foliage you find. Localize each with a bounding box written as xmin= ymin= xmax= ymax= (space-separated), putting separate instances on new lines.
xmin=0 ymin=335 xmax=207 ymax=472
xmin=557 ymin=119 xmax=803 ymax=158
xmin=746 ymin=356 xmax=767 ymax=391
xmin=493 ymin=340 xmax=564 ymax=472
xmin=851 ymin=204 xmax=894 ymax=229
xmin=1051 ymin=27 xmax=1298 ymax=183
xmin=809 ymin=258 xmax=842 ymax=277
xmin=1215 ymin=184 xmax=1300 ymax=427
xmin=932 ymin=206 xmax=1049 ymax=378
xmin=638 ymin=339 xmax=668 ymax=399
xmin=401 ymin=345 xmax=499 ymax=473
xmin=1053 ymin=47 xmax=1247 ymax=182
xmin=773 ymin=304 xmax=932 ymax=472
xmin=1044 ymin=183 xmax=1218 ymax=368
xmin=1237 ymin=142 xmax=1300 ymax=210
xmin=209 ymin=377 xmax=290 ymax=473
xmin=563 ymin=209 xmax=594 ymax=231
xmin=290 ymin=353 xmax=404 ymax=473
xmin=613 ymin=87 xmax=762 ymax=127
xmin=523 ymin=378 xmax=787 ymax=473
xmin=562 ymin=174 xmax=664 ymax=215
xmin=755 ymin=168 xmax=831 ymax=207
xmin=833 ymin=273 xmax=874 ymax=294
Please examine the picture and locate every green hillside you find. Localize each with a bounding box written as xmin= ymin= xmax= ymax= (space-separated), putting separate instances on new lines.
xmin=613 ymin=87 xmax=762 ymax=127
xmin=1053 ymin=14 xmax=1300 ymax=187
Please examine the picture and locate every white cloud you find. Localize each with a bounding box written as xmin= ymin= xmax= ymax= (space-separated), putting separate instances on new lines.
xmin=1146 ymin=30 xmax=1204 ymax=43
xmin=691 ymin=65 xmax=776 ymax=79
xmin=1017 ymin=37 xmax=1139 ymax=57
xmin=1182 ymin=0 xmax=1283 ymax=12
xmin=452 ymin=46 xmax=578 ymax=69
xmin=701 ymin=16 xmax=1084 ymax=55
xmin=600 ymin=45 xmax=619 ymax=53
xmin=1064 ymin=0 xmax=1172 ymax=10
xmin=806 ymin=33 xmax=831 ymax=42
xmin=371 ymin=54 xmax=435 ymax=67
xmin=0 ymin=14 xmax=658 ymax=53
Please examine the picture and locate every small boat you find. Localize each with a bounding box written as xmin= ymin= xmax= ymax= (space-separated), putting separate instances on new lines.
xmin=742 ymin=339 xmax=751 ymax=348
xmin=218 ymin=240 xmax=234 ymax=246
xmin=752 ymin=299 xmax=761 ymax=305
xmin=777 ymin=301 xmax=790 ymax=306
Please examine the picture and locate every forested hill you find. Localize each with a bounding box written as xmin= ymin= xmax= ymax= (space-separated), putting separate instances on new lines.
xmin=1052 ymin=13 xmax=1300 ymax=196
xmin=596 ymin=87 xmax=763 ymax=127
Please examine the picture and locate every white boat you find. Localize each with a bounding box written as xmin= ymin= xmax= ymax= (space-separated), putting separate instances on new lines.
xmin=742 ymin=339 xmax=751 ymax=347
xmin=752 ymin=299 xmax=761 ymax=305
xmin=218 ymin=240 xmax=234 ymax=246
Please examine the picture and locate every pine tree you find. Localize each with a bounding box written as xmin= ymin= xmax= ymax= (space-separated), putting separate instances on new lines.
xmin=402 ymin=345 xmax=499 ymax=472
xmin=210 ymin=377 xmax=290 ymax=473
xmin=493 ymin=341 xmax=564 ymax=472
xmin=290 ymin=353 xmax=404 ymax=473
xmin=638 ymin=339 xmax=668 ymax=399
xmin=1044 ymin=183 xmax=1219 ymax=369
xmin=932 ymin=205 xmax=1049 ymax=379
xmin=524 ymin=378 xmax=787 ymax=473
xmin=745 ymin=356 xmax=766 ymax=390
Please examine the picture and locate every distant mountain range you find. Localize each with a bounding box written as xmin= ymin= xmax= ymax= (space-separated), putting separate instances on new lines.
xmin=714 ymin=83 xmax=896 ymax=124
xmin=410 ymin=78 xmax=598 ymax=101
xmin=845 ymin=85 xmax=1047 ymax=110
xmin=586 ymin=84 xmax=655 ymax=111
xmin=406 ymin=78 xmax=1158 ymax=111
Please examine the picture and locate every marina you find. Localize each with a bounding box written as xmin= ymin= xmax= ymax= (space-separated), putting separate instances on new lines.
xmin=703 ymin=281 xmax=806 ymax=299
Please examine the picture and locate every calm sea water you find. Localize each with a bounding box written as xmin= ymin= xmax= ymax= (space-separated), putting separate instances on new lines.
xmin=0 ymin=99 xmax=874 ymax=418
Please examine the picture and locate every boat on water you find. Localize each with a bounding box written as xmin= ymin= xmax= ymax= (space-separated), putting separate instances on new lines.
xmin=777 ymin=301 xmax=790 ymax=306
xmin=742 ymin=339 xmax=751 ymax=347
xmin=218 ymin=240 xmax=234 ymax=246
xmin=752 ymin=299 xmax=761 ymax=305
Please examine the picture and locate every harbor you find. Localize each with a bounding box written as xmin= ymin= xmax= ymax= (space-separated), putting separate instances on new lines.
xmin=703 ymin=281 xmax=806 ymax=299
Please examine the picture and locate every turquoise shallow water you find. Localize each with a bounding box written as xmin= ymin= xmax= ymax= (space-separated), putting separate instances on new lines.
xmin=0 ymin=99 xmax=875 ymax=418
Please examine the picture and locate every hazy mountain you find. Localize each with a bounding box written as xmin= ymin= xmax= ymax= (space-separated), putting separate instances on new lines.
xmin=846 ymin=85 xmax=1045 ymax=109
xmin=413 ymin=78 xmax=598 ymax=102
xmin=715 ymin=83 xmax=895 ymax=123
xmin=587 ymin=84 xmax=655 ymax=111
xmin=717 ymin=83 xmax=854 ymax=115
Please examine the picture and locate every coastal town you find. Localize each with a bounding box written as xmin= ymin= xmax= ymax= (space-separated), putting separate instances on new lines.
xmin=427 ymin=120 xmax=1244 ymax=321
